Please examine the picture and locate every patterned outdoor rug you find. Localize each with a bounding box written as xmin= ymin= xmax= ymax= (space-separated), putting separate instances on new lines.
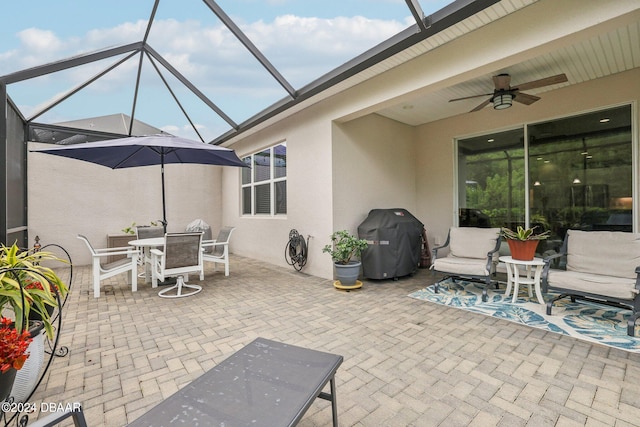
xmin=409 ymin=278 xmax=640 ymax=353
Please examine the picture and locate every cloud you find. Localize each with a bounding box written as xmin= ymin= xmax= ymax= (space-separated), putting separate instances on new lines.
xmin=9 ymin=28 xmax=65 ymax=69
xmin=6 ymin=14 xmax=405 ymax=86
xmin=3 ymin=13 xmax=408 ymax=141
xmin=18 ymin=28 xmax=63 ymax=53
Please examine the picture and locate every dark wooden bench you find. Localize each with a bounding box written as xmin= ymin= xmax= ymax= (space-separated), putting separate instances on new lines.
xmin=127 ymin=337 xmax=343 ymax=426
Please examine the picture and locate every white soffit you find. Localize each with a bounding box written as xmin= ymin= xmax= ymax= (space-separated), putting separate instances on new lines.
xmin=376 ymin=17 xmax=640 ymax=126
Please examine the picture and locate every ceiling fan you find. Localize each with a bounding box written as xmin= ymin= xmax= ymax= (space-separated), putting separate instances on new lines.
xmin=449 ymin=73 xmax=568 ymax=112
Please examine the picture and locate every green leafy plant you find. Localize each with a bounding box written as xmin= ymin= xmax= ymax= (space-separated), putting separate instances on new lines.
xmin=0 ymin=243 xmax=69 ymax=340
xmin=501 ymin=226 xmax=550 ymax=241
xmin=122 ymin=222 xmax=137 ymax=235
xmin=322 ymin=230 xmax=369 ymax=265
xmin=122 ymin=221 xmax=159 ymax=235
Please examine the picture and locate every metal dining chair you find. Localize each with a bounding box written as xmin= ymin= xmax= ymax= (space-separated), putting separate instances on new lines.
xmin=135 ymin=226 xmax=165 ymax=272
xmin=150 ymin=232 xmax=204 ymax=298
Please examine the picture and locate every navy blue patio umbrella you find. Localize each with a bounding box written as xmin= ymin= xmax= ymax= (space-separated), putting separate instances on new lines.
xmin=31 ymin=134 xmax=248 ymax=232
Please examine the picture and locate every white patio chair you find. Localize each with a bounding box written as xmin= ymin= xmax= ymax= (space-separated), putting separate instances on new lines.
xmin=150 ymin=232 xmax=204 ymax=298
xmin=77 ymin=234 xmax=139 ymax=298
xmin=201 ymin=226 xmax=235 ymax=279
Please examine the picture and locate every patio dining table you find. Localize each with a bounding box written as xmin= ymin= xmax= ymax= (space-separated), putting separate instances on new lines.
xmin=128 ymin=237 xmax=164 ymax=284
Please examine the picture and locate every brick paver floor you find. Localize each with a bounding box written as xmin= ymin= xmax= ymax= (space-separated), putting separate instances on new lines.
xmin=27 ymin=255 xmax=640 ymax=426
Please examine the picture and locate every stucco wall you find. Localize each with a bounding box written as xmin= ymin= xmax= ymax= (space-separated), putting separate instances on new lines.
xmin=219 ymin=105 xmax=335 ymax=279
xmin=415 ymin=69 xmax=640 ymax=248
xmin=218 ymin=107 xmax=416 ymax=281
xmin=331 ymin=114 xmax=417 ymax=231
xmin=28 ymin=141 xmax=224 ymax=266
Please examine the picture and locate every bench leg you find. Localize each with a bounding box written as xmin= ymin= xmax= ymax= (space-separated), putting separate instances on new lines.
xmin=330 ymin=376 xmax=338 ymax=427
xmin=318 ymin=376 xmax=339 ymax=427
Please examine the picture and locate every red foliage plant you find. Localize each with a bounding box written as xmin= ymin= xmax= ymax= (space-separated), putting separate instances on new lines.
xmin=0 ymin=317 xmax=32 ymax=373
xmin=24 ymin=280 xmax=59 ymax=294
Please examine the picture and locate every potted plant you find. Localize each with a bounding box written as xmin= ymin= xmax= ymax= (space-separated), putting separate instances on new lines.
xmin=501 ymin=226 xmax=551 ymax=261
xmin=122 ymin=222 xmax=137 ymax=235
xmin=0 ymin=243 xmax=69 ymax=340
xmin=0 ymin=317 xmax=33 ymax=401
xmin=0 ymin=244 xmax=68 ymax=402
xmin=322 ymin=230 xmax=369 ymax=287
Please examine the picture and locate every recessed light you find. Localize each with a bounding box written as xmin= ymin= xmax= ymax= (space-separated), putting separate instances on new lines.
xmin=402 ymin=105 xmax=414 ymax=110
xmin=581 ymin=152 xmax=589 ymax=155
xmin=600 ymin=118 xmax=610 ymax=123
xmin=544 ymin=160 xmax=550 ymax=164
xmin=586 ymin=155 xmax=593 ymax=159
xmin=487 ymin=138 xmax=494 ymax=143
xmin=536 ymin=157 xmax=543 ymax=161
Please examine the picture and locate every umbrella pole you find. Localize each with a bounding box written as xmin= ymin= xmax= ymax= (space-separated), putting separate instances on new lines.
xmin=161 ymin=155 xmax=167 ymax=233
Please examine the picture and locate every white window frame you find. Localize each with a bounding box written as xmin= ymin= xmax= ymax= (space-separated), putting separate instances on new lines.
xmin=241 ymin=143 xmax=287 ymax=216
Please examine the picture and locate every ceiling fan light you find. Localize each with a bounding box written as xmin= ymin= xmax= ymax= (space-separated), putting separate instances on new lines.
xmin=492 ymin=92 xmax=513 ymax=110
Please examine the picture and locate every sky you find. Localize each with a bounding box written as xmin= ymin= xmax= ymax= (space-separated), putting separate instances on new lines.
xmin=1 ymin=0 xmax=452 ymax=141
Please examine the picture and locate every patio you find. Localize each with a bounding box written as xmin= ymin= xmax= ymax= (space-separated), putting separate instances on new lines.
xmin=29 ymin=255 xmax=640 ymax=426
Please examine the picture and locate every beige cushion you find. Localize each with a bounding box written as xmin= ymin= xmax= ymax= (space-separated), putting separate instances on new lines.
xmin=433 ymin=257 xmax=491 ymax=277
xmin=449 ymin=227 xmax=500 ymax=259
xmin=566 ymin=230 xmax=640 ymax=280
xmin=547 ymin=270 xmax=637 ymax=300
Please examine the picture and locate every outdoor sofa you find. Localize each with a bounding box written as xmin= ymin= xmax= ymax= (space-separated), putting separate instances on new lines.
xmin=542 ymin=229 xmax=640 ymax=336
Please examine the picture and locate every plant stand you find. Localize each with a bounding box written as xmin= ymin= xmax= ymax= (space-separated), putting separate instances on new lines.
xmin=333 ymin=280 xmax=363 ymax=290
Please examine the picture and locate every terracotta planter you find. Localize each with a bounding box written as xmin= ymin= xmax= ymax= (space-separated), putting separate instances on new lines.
xmin=507 ymin=239 xmax=539 ymax=261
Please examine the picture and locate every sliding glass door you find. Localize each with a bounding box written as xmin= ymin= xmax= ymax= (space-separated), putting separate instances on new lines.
xmin=528 ymin=105 xmax=632 ymax=240
xmin=457 ymin=104 xmax=633 ymax=255
xmin=458 ymin=128 xmax=526 ymax=230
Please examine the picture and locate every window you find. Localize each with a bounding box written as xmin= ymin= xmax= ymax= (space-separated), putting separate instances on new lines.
xmin=241 ymin=143 xmax=287 ymax=216
xmin=458 ymin=128 xmax=525 ymax=230
xmin=457 ymin=105 xmax=632 ymax=254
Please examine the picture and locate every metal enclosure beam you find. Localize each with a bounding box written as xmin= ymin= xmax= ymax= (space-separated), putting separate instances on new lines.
xmin=0 ymin=83 xmax=6 ymax=244
xmin=0 ymin=42 xmax=144 ymax=85
xmin=28 ymin=52 xmax=139 ymax=123
xmin=213 ymin=0 xmax=501 ymax=144
xmin=201 ymin=0 xmax=296 ymax=98
xmin=145 ymin=45 xmax=238 ymax=129
xmin=405 ymin=0 xmax=430 ymax=31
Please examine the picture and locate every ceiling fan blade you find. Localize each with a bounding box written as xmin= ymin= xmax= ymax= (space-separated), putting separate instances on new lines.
xmin=470 ymin=98 xmax=491 ymax=112
xmin=513 ymin=91 xmax=540 ymax=105
xmin=514 ymin=73 xmax=568 ymax=91
xmin=449 ymin=93 xmax=494 ymax=102
xmin=493 ymin=74 xmax=511 ymax=90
